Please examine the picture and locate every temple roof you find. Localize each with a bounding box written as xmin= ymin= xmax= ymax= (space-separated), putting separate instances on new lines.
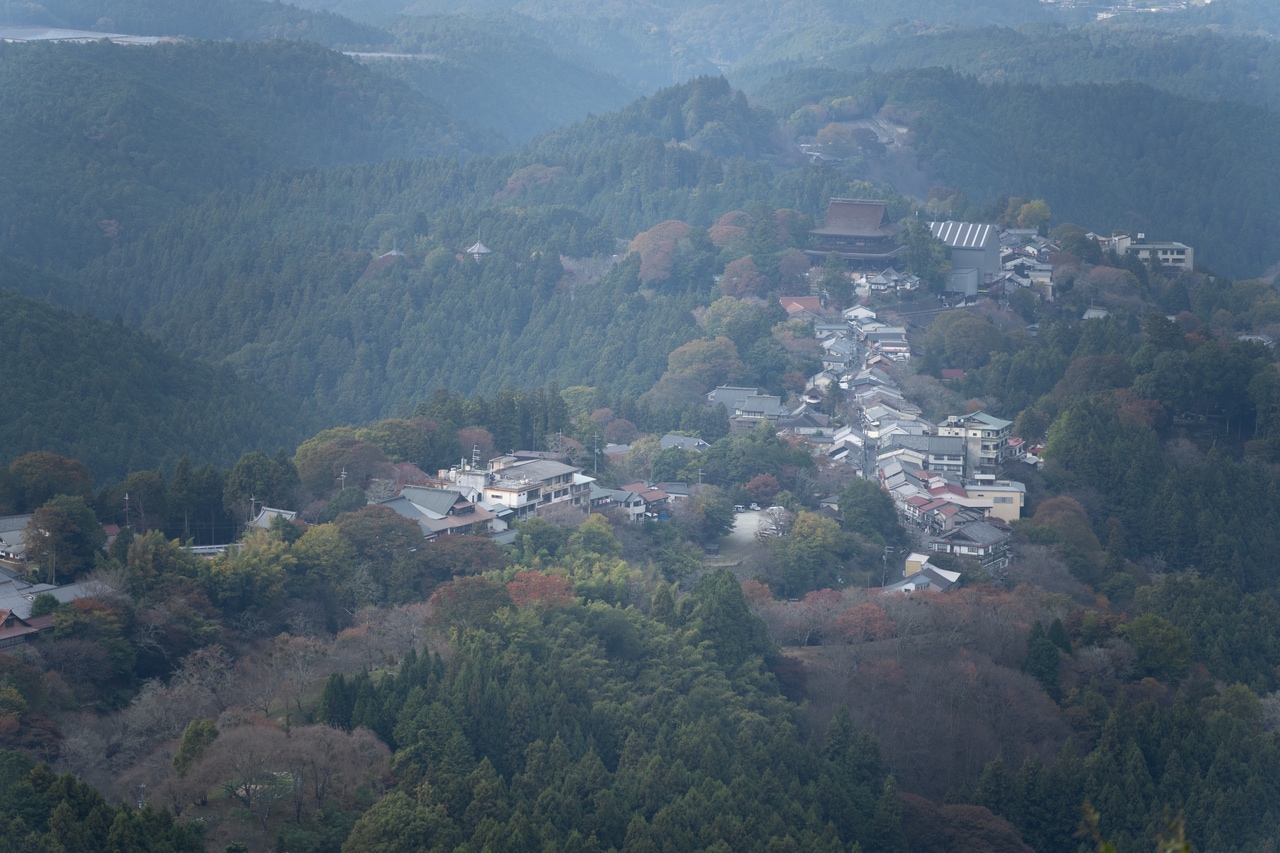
xmin=810 ymin=199 xmax=897 ymax=238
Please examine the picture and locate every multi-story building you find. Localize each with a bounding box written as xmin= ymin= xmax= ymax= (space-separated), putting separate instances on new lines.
xmin=929 ymin=521 xmax=1011 ymax=572
xmin=929 ymin=221 xmax=1000 ymax=296
xmin=806 ymin=199 xmax=905 ymax=267
xmin=1107 ymin=233 xmax=1194 ymax=271
xmin=937 ymin=411 xmax=1013 ymax=480
xmin=925 ymin=436 xmax=966 ymax=477
xmin=952 ymin=480 xmax=1026 ymax=523
xmin=439 ymin=456 xmax=590 ymax=522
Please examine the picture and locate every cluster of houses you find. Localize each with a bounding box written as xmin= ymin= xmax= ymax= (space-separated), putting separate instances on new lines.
xmin=355 ymin=449 xmax=698 ymax=544
xmin=0 ymin=512 xmax=107 ymax=627
xmin=715 ymin=250 xmax=1039 ymax=591
xmin=802 ymin=198 xmax=1192 ymax=305
xmin=855 ymin=412 xmax=1026 ymax=590
xmin=366 ymin=451 xmax=596 ymax=545
xmin=931 ymin=218 xmax=1063 ymax=302
xmin=713 ymin=255 xmax=1042 ymax=591
xmin=0 ymin=202 xmax=1190 ymax=622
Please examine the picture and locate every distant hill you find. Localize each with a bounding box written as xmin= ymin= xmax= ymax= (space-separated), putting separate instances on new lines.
xmin=373 ymin=16 xmax=638 ymax=143
xmin=0 ymin=38 xmax=489 ymax=270
xmin=0 ymin=256 xmax=311 ymax=482
xmin=291 ymin=0 xmax=1050 ymax=83
xmin=0 ymin=0 xmax=388 ymax=47
xmin=736 ymin=23 xmax=1280 ymax=113
xmin=872 ymin=68 xmax=1279 ymax=279
xmin=1124 ymin=0 xmax=1280 ymax=40
xmin=755 ymin=65 xmax=1280 ymax=278
xmin=64 ymin=161 xmax=703 ymax=421
xmin=527 ymin=75 xmax=780 ymax=163
xmin=47 ymin=78 xmax=872 ymax=422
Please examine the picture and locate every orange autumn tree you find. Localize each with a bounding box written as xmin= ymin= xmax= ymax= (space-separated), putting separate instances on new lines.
xmin=507 ymin=572 xmax=576 ymax=612
xmin=720 ymin=256 xmax=768 ymax=297
xmin=836 ymin=601 xmax=897 ymax=642
xmin=629 ymin=220 xmax=691 ymax=283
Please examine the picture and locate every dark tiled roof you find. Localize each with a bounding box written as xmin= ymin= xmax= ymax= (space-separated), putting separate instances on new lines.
xmin=811 ymin=200 xmax=895 ymax=238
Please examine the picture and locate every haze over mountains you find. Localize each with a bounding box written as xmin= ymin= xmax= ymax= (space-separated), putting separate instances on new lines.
xmin=7 ymin=3 xmax=1280 ymax=852
xmin=1 ymin=0 xmax=1278 ymax=473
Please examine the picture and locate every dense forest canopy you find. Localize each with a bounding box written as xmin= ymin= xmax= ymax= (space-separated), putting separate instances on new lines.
xmin=5 ymin=5 xmax=1280 ymax=851
xmin=0 ymin=38 xmax=486 ymax=270
xmin=751 ymin=66 xmax=1280 ymax=279
xmin=734 ymin=23 xmax=1280 ymax=111
xmin=0 ymin=258 xmax=310 ymax=482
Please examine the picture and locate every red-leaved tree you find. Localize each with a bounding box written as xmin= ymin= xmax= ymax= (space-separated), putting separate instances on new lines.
xmin=836 ymin=601 xmax=897 ymax=643
xmin=506 ymin=572 xmax=576 ymax=612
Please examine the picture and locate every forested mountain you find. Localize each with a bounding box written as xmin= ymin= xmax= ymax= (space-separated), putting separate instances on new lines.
xmin=1123 ymin=0 xmax=1280 ymax=39
xmin=7 ymin=4 xmax=1280 ymax=851
xmin=0 ymin=0 xmax=387 ymax=46
xmin=0 ymin=38 xmax=487 ymax=270
xmin=374 ymin=16 xmax=638 ymax=143
xmin=10 ymin=60 xmax=1269 ymax=431
xmin=383 ymin=10 xmax=721 ymax=96
xmin=735 ymin=23 xmax=1280 ymax=111
xmin=756 ymin=67 xmax=1280 ymax=279
xmin=0 ymin=256 xmax=309 ymax=482
xmin=19 ymin=79 xmax=874 ymax=422
xmin=289 ymin=0 xmax=1051 ymax=79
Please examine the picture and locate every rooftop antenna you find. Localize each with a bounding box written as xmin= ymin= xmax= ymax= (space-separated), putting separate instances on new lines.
xmin=472 ymin=444 xmax=481 ymax=467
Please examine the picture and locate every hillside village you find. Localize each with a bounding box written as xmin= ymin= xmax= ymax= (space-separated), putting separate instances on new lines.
xmin=0 ymin=199 xmax=1210 ymax=620
xmin=3 ymin=6 xmax=1280 ymax=848
xmin=327 ymin=200 xmax=1202 ymax=594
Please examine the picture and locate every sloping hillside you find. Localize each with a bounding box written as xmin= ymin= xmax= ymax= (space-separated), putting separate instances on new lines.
xmin=0 ymin=256 xmax=310 ymax=481
xmin=0 ymin=38 xmax=488 ymax=269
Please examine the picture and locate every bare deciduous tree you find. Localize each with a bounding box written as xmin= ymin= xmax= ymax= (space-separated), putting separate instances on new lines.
xmin=266 ymin=634 xmax=327 ymax=718
xmin=173 ymin=644 xmax=235 ymax=708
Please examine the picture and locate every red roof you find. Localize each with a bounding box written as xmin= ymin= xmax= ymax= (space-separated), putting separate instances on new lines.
xmin=782 ymin=296 xmax=823 ymax=315
xmin=927 ymin=483 xmax=969 ymax=499
xmin=620 ymin=482 xmax=670 ymax=504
